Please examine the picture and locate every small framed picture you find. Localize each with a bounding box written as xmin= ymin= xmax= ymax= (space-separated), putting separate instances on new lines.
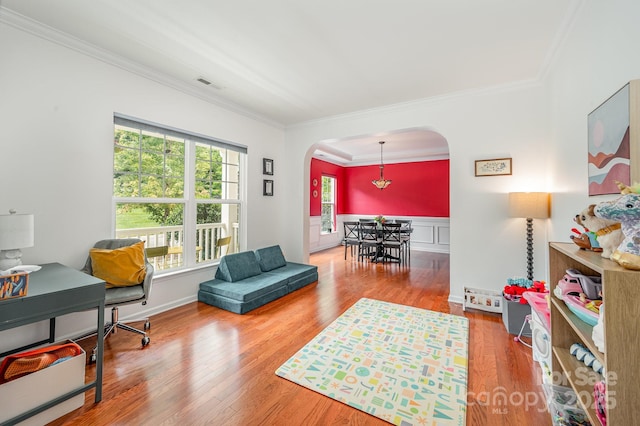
xmin=263 ymin=158 xmax=274 ymax=175
xmin=263 ymin=179 xmax=274 ymax=196
xmin=475 ymin=158 xmax=512 ymax=177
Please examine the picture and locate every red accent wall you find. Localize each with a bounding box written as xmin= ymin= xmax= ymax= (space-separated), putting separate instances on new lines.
xmin=310 ymin=159 xmax=346 ymax=216
xmin=310 ymin=158 xmax=449 ymax=217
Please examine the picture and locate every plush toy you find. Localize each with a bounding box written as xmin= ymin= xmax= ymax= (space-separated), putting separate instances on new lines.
xmin=571 ymin=204 xmax=623 ymax=259
xmin=503 ymin=280 xmax=546 ymax=304
xmin=594 ymin=182 xmax=640 ymax=270
xmin=570 ymin=226 xmax=601 ymax=252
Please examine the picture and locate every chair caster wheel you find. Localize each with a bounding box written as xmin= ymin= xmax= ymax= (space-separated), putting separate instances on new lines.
xmin=142 ymin=336 xmax=150 ymax=347
xmin=144 ymin=321 xmax=151 ymax=330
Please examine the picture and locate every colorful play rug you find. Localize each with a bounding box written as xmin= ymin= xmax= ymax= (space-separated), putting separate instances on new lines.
xmin=276 ymin=298 xmax=469 ymax=425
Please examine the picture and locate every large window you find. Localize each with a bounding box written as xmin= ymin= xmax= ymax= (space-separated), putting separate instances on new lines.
xmin=321 ymin=175 xmax=336 ymax=234
xmin=113 ymin=114 xmax=246 ymax=272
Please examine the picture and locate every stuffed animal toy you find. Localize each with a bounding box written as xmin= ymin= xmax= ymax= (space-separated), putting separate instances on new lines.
xmin=570 ymin=226 xmax=601 ymax=252
xmin=594 ymin=182 xmax=640 ymax=270
xmin=571 ymin=205 xmax=623 ymax=259
xmin=503 ymin=280 xmax=546 ymax=304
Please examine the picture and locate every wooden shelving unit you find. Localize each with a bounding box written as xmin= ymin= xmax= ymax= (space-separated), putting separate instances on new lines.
xmin=549 ymin=242 xmax=640 ymax=425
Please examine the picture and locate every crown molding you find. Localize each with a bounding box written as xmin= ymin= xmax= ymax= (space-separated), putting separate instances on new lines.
xmin=0 ymin=7 xmax=284 ymax=130
xmin=537 ymin=0 xmax=586 ymax=82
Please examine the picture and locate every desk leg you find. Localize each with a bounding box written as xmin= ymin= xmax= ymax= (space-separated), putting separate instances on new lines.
xmin=48 ymin=318 xmax=56 ymax=343
xmin=95 ymin=301 xmax=105 ymax=402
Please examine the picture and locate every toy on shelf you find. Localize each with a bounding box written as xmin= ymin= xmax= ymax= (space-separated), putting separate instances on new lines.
xmin=594 ymin=380 xmax=607 ymax=426
xmin=565 ymin=268 xmax=602 ymax=300
xmin=570 ymin=204 xmax=622 ymax=259
xmin=570 ymin=227 xmax=601 ymax=252
xmin=554 ymin=272 xmax=583 ymax=300
xmin=570 ymin=342 xmax=604 ymax=375
xmin=594 ymin=181 xmax=640 ymax=270
xmin=563 ymin=294 xmax=600 ymax=326
xmin=592 ymin=303 xmax=605 ymax=353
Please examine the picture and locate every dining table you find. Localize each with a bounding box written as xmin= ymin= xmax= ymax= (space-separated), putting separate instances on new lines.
xmin=358 ymin=220 xmax=412 ymax=264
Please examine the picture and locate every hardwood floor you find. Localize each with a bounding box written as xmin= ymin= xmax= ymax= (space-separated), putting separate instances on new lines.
xmin=51 ymin=247 xmax=551 ymax=425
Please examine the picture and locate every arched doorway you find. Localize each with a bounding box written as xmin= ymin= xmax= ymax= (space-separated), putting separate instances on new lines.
xmin=305 ymin=127 xmax=450 ymax=254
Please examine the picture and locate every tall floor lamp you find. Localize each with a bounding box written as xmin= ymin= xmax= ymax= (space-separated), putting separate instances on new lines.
xmin=508 ymin=192 xmax=550 ymax=281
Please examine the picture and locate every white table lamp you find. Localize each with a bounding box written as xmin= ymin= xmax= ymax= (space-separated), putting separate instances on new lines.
xmin=0 ymin=209 xmax=34 ymax=270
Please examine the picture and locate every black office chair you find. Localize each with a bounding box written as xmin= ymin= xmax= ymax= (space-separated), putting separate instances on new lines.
xmin=80 ymin=238 xmax=154 ymax=362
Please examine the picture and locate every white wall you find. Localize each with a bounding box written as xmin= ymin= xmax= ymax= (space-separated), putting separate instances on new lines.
xmin=284 ymin=85 xmax=552 ymax=303
xmin=282 ymin=1 xmax=640 ymax=304
xmin=546 ymin=1 xmax=640 ymax=242
xmin=0 ymin=23 xmax=286 ymax=351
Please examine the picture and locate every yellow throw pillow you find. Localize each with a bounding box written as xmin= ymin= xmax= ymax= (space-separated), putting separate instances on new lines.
xmin=90 ymin=241 xmax=147 ymax=289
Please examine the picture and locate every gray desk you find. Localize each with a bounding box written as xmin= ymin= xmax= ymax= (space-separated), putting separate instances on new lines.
xmin=0 ymin=263 xmax=105 ymax=425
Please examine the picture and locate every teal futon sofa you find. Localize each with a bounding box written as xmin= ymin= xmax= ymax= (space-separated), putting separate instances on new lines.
xmin=198 ymin=245 xmax=318 ymax=314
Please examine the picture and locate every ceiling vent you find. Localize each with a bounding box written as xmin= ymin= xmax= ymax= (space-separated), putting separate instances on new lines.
xmin=196 ymin=77 xmax=223 ymax=90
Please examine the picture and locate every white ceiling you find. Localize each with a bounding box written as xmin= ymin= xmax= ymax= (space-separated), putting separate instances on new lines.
xmin=1 ymin=0 xmax=579 ymax=163
xmin=313 ymin=128 xmax=449 ymax=166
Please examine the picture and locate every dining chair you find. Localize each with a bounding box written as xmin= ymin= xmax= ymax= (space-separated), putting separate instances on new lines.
xmin=342 ymin=221 xmax=360 ymax=260
xmin=381 ymin=223 xmax=404 ymax=264
xmin=395 ymin=219 xmax=412 ymax=262
xmin=359 ymin=222 xmax=380 ymax=262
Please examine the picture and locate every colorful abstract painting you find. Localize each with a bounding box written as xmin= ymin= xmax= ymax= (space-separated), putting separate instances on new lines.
xmin=588 ymin=83 xmax=630 ymax=195
xmin=275 ymin=298 xmax=469 ymax=425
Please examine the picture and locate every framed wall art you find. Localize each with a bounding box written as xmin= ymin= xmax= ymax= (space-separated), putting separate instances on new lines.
xmin=263 ymin=179 xmax=274 ymax=196
xmin=263 ymin=158 xmax=274 ymax=175
xmin=587 ymin=81 xmax=640 ymax=195
xmin=474 ymin=158 xmax=512 ymax=177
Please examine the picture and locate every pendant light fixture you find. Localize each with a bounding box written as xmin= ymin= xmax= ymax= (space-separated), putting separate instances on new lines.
xmin=372 ymin=141 xmax=392 ymax=190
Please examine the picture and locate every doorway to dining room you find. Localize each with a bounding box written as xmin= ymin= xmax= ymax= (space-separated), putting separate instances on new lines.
xmin=307 ymin=127 xmax=450 ymax=256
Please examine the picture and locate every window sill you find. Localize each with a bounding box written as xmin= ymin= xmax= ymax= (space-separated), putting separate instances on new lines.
xmin=152 ymin=260 xmax=219 ymax=280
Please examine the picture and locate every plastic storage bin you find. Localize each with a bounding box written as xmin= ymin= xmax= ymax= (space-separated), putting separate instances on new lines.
xmin=0 ymin=342 xmax=85 ymax=425
xmin=543 ymin=384 xmax=592 ymax=426
xmin=502 ymin=295 xmax=531 ymax=335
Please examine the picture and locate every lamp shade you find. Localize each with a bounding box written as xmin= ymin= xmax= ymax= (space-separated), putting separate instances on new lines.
xmin=508 ymin=192 xmax=550 ymax=219
xmin=372 ymin=177 xmax=392 ymax=190
xmin=0 ymin=212 xmax=34 ymax=250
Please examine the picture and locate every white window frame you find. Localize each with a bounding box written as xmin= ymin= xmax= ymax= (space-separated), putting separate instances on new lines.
xmin=112 ymin=113 xmax=247 ymax=273
xmin=321 ymin=175 xmax=336 ymax=234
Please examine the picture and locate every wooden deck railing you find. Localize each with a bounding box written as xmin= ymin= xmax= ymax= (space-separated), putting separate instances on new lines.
xmin=116 ymin=223 xmax=239 ymax=270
